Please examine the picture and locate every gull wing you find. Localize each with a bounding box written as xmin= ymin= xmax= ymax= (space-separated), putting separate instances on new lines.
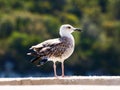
xmin=28 ymin=37 xmax=69 ymax=58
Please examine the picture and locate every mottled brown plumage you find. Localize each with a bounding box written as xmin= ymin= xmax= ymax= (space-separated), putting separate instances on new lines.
xmin=28 ymin=37 xmax=73 ymax=64
xmin=27 ymin=24 xmax=82 ymax=77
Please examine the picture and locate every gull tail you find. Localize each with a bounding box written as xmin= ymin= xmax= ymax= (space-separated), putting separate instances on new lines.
xmin=31 ymin=57 xmax=48 ymax=66
xmin=30 ymin=57 xmax=41 ymax=65
xmin=27 ymin=52 xmax=38 ymax=57
xmin=31 ymin=57 xmax=48 ymax=67
xmin=27 ymin=52 xmax=48 ymax=66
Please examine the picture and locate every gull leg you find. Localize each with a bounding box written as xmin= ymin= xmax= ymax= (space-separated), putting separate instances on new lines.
xmin=53 ymin=62 xmax=57 ymax=77
xmin=61 ymin=61 xmax=64 ymax=77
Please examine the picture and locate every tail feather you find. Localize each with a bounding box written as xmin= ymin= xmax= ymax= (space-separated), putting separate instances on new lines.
xmin=27 ymin=52 xmax=38 ymax=56
xmin=30 ymin=57 xmax=48 ymax=67
xmin=39 ymin=59 xmax=48 ymax=66
xmin=27 ymin=50 xmax=48 ymax=66
xmin=31 ymin=57 xmax=41 ymax=65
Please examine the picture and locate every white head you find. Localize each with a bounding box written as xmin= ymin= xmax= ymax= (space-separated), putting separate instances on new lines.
xmin=59 ymin=24 xmax=82 ymax=37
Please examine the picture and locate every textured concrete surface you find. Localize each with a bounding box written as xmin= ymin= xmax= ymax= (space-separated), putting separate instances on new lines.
xmin=0 ymin=76 xmax=120 ymax=85
xmin=0 ymin=85 xmax=120 ymax=90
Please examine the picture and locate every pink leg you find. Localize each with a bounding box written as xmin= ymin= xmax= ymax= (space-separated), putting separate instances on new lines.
xmin=61 ymin=61 xmax=64 ymax=77
xmin=53 ymin=62 xmax=57 ymax=77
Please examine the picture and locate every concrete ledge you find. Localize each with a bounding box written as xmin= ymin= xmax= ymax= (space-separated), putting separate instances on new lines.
xmin=0 ymin=76 xmax=120 ymax=85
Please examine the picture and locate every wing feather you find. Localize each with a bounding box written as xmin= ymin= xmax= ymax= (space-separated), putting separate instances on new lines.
xmin=29 ymin=38 xmax=69 ymax=58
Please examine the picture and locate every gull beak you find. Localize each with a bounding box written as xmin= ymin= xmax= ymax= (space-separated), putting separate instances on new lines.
xmin=74 ymin=28 xmax=83 ymax=32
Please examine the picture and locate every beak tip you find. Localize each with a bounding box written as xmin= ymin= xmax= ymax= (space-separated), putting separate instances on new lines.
xmin=75 ymin=28 xmax=83 ymax=32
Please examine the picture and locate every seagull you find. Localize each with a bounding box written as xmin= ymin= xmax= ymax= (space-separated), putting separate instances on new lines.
xmin=27 ymin=24 xmax=82 ymax=77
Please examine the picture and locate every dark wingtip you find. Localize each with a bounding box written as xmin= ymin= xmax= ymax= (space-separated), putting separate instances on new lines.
xmin=39 ymin=59 xmax=48 ymax=66
xmin=30 ymin=57 xmax=48 ymax=67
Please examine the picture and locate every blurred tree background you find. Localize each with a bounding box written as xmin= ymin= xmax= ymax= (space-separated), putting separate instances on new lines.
xmin=0 ymin=0 xmax=120 ymax=77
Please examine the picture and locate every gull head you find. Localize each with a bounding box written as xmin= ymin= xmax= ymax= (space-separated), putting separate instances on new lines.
xmin=59 ymin=24 xmax=82 ymax=37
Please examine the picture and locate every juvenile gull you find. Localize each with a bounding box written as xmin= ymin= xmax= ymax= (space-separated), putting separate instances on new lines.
xmin=27 ymin=24 xmax=82 ymax=77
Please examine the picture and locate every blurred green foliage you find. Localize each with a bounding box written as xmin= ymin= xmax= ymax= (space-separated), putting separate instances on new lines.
xmin=0 ymin=0 xmax=120 ymax=77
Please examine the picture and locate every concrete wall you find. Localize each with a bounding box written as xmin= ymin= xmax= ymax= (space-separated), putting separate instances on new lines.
xmin=0 ymin=76 xmax=120 ymax=85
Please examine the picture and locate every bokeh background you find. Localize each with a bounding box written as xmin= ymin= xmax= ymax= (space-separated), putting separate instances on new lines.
xmin=0 ymin=0 xmax=120 ymax=77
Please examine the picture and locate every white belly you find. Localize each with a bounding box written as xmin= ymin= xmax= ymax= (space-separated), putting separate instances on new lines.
xmin=61 ymin=47 xmax=74 ymax=60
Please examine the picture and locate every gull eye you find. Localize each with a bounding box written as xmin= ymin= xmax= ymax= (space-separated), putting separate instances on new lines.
xmin=67 ymin=26 xmax=71 ymax=29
